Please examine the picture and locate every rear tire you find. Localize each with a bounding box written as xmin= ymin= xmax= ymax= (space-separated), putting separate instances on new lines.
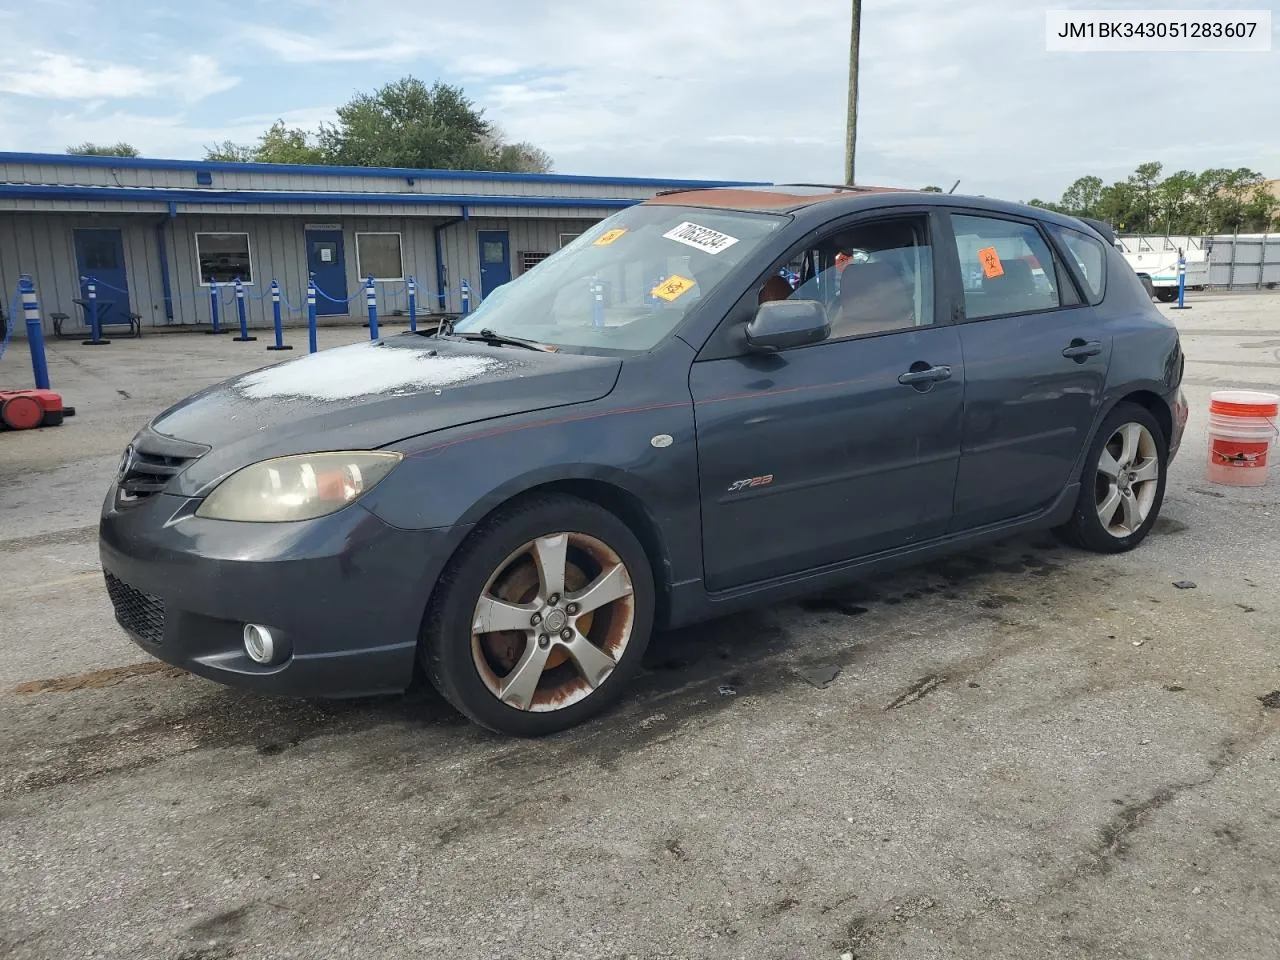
xmin=1056 ymin=402 xmax=1168 ymax=554
xmin=1155 ymin=287 xmax=1178 ymax=303
xmin=421 ymin=494 xmax=655 ymax=736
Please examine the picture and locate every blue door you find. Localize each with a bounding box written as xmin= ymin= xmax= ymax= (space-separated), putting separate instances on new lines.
xmin=306 ymin=229 xmax=348 ymax=316
xmin=478 ymin=230 xmax=511 ymax=298
xmin=74 ymin=229 xmax=130 ymax=324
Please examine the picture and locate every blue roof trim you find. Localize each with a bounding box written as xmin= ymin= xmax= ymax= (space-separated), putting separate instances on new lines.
xmin=0 ymin=150 xmax=770 ymax=189
xmin=0 ymin=183 xmax=643 ymax=209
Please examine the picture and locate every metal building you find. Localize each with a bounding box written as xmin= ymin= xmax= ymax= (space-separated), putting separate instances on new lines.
xmin=0 ymin=152 xmax=762 ymax=333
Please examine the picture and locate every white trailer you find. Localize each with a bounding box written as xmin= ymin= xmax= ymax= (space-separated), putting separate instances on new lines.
xmin=1117 ymin=235 xmax=1210 ymax=302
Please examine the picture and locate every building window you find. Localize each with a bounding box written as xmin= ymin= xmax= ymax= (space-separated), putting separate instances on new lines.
xmin=356 ymin=232 xmax=404 ymax=281
xmin=195 ymin=232 xmax=252 ymax=285
xmin=520 ymin=251 xmax=551 ymax=273
xmin=558 ymin=233 xmax=581 ymax=248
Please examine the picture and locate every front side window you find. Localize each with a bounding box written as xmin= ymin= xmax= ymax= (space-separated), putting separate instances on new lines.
xmin=758 ymin=216 xmax=934 ymax=339
xmin=452 ymin=205 xmax=785 ymax=352
xmin=950 ymin=215 xmax=1060 ymax=320
xmin=356 ymin=233 xmax=404 ymax=280
xmin=196 ymin=232 xmax=253 ymax=285
xmin=1048 ymin=223 xmax=1107 ymax=303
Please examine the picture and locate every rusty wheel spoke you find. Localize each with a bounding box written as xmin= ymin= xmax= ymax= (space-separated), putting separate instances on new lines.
xmin=499 ymin=637 xmax=552 ymax=710
xmin=567 ymin=562 xmax=632 ymax=615
xmin=562 ymin=631 xmax=617 ymax=689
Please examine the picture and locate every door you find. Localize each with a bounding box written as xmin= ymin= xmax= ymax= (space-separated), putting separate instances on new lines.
xmin=306 ymin=229 xmax=347 ymax=316
xmin=74 ymin=229 xmax=130 ymax=323
xmin=942 ymin=211 xmax=1113 ymax=530
xmin=478 ymin=230 xmax=511 ymax=298
xmin=692 ymin=213 xmax=964 ymax=591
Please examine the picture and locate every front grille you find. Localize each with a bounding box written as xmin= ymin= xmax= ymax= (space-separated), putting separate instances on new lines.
xmin=104 ymin=572 xmax=166 ymax=645
xmin=116 ymin=428 xmax=208 ymax=504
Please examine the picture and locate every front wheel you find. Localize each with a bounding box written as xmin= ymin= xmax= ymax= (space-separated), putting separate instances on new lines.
xmin=1057 ymin=403 xmax=1168 ymax=554
xmin=421 ymin=494 xmax=655 ymax=736
xmin=1155 ymin=287 xmax=1178 ymax=303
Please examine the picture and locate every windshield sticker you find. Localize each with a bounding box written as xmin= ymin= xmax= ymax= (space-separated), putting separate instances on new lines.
xmin=652 ymin=275 xmax=696 ymax=302
xmin=977 ymin=246 xmax=1004 ymax=279
xmin=593 ymin=228 xmax=628 ymax=246
xmin=662 ymin=221 xmax=740 ymax=256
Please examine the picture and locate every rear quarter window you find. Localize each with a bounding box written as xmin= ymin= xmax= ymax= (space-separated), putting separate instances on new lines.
xmin=1048 ymin=224 xmax=1107 ymax=305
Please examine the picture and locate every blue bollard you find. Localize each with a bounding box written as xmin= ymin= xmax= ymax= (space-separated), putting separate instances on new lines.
xmin=407 ymin=276 xmax=417 ymax=333
xmin=20 ymin=275 xmax=51 ymax=390
xmin=233 ymin=277 xmax=256 ymax=341
xmin=1171 ymin=249 xmax=1192 ymax=310
xmin=365 ymin=275 xmax=379 ymax=340
xmin=307 ymin=278 xmax=318 ymax=354
xmin=590 ymin=277 xmax=605 ymax=328
xmin=460 ymin=278 xmax=471 ymax=316
xmin=267 ymin=280 xmax=291 ymax=351
xmin=82 ymin=278 xmax=109 ymax=346
xmin=207 ymin=281 xmax=226 ymax=334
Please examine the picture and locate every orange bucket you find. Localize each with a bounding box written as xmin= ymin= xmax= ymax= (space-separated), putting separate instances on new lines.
xmin=1207 ymin=390 xmax=1279 ymax=486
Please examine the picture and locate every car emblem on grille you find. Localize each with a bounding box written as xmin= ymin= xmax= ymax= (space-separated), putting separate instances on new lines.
xmin=118 ymin=445 xmax=135 ymax=481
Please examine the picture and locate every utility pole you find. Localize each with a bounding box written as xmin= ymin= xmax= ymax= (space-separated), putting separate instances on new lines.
xmin=844 ymin=0 xmax=862 ymax=185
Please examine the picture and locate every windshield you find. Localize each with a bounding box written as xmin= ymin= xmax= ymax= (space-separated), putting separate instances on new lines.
xmin=452 ymin=205 xmax=785 ymax=351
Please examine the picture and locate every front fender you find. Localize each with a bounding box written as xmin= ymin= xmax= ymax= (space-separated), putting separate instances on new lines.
xmin=357 ymin=394 xmax=703 ymax=586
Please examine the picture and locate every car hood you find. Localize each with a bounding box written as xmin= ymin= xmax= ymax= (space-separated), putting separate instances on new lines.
xmin=148 ymin=334 xmax=622 ymax=492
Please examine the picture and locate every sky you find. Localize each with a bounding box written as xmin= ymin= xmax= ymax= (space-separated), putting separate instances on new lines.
xmin=0 ymin=0 xmax=1276 ymax=202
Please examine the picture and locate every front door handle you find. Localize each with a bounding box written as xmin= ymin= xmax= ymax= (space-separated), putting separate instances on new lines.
xmin=897 ymin=363 xmax=953 ymax=386
xmin=1062 ymin=339 xmax=1103 ymax=361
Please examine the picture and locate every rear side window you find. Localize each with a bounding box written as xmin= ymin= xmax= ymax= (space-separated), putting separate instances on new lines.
xmin=950 ymin=214 xmax=1061 ymax=320
xmin=1048 ymin=224 xmax=1107 ymax=304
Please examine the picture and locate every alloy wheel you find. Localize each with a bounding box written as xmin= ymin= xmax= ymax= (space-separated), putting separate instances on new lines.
xmin=1094 ymin=421 xmax=1160 ymax=538
xmin=470 ymin=532 xmax=635 ymax=712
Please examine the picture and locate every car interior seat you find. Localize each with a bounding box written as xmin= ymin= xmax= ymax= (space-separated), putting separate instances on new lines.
xmin=829 ymin=260 xmax=914 ymax=337
xmin=980 ymin=258 xmax=1038 ymax=314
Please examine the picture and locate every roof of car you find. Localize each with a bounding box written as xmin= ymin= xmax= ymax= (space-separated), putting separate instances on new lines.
xmin=645 ymin=183 xmax=919 ymax=212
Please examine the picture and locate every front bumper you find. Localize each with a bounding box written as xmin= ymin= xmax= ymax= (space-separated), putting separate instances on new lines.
xmin=99 ymin=484 xmax=468 ymax=698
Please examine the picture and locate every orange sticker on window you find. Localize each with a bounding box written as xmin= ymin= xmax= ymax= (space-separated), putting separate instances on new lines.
xmin=977 ymin=246 xmax=1004 ymax=279
xmin=651 ymin=275 xmax=695 ymax=302
xmin=594 ymin=228 xmax=627 ymax=246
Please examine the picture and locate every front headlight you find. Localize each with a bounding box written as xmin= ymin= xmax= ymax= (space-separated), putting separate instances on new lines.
xmin=195 ymin=451 xmax=403 ymax=522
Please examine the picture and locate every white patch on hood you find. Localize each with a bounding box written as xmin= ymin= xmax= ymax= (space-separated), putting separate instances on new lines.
xmin=235 ymin=341 xmax=503 ymax=401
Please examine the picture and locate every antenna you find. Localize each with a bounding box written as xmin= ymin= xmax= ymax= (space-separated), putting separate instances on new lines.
xmin=948 ymin=179 xmax=961 ymax=194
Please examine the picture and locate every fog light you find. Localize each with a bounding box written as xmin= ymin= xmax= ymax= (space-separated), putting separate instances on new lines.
xmin=243 ymin=623 xmax=276 ymax=665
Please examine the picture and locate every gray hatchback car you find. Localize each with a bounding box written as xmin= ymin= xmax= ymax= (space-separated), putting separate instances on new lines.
xmin=101 ymin=185 xmax=1189 ymax=736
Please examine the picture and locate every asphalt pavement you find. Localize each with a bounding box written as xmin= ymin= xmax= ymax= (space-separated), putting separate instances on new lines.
xmin=1 ymin=298 xmax=1278 ymax=960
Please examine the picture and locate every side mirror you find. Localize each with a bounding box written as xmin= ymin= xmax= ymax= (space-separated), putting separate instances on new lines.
xmin=745 ymin=299 xmax=830 ymax=353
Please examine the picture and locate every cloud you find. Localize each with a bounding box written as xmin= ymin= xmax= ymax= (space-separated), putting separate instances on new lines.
xmin=0 ymin=52 xmax=238 ymax=102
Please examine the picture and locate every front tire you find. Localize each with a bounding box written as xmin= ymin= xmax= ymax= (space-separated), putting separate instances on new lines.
xmin=422 ymin=494 xmax=655 ymax=736
xmin=1155 ymin=287 xmax=1178 ymax=303
xmin=1057 ymin=402 xmax=1168 ymax=554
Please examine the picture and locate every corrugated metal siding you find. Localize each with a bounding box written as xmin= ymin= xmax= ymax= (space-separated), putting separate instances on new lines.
xmin=0 ymin=212 xmax=159 ymax=333
xmin=1 ymin=209 xmax=624 ymax=333
xmin=163 ymin=215 xmax=443 ymax=327
xmin=435 ymin=218 xmax=601 ymax=313
xmin=0 ymin=161 xmax=678 ymax=202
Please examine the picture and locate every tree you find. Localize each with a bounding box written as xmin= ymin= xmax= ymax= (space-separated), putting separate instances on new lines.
xmin=205 ymin=120 xmax=325 ymax=164
xmin=919 ymin=185 xmax=943 ymax=192
xmin=1059 ymin=176 xmax=1104 ymax=218
xmin=67 ymin=142 xmax=140 ymax=157
xmin=319 ymin=78 xmax=496 ymax=169
xmin=1128 ymin=161 xmax=1163 ymax=233
xmin=206 ymin=76 xmax=554 ymax=173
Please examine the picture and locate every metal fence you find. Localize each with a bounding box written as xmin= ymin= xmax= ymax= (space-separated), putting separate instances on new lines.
xmin=1118 ymin=233 xmax=1280 ymax=290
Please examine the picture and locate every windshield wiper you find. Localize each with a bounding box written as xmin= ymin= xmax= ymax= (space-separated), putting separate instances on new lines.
xmin=451 ymin=328 xmax=548 ymax=351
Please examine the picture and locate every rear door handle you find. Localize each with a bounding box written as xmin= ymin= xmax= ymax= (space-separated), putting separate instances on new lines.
xmin=898 ymin=364 xmax=952 ymax=386
xmin=1062 ymin=339 xmax=1103 ymax=361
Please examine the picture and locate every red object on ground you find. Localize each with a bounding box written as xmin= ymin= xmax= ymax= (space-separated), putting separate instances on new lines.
xmin=0 ymin=389 xmax=73 ymax=430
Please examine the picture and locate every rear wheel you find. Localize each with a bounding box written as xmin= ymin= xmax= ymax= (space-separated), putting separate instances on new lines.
xmin=1155 ymin=287 xmax=1178 ymax=303
xmin=1057 ymin=402 xmax=1167 ymax=554
xmin=422 ymin=494 xmax=654 ymax=736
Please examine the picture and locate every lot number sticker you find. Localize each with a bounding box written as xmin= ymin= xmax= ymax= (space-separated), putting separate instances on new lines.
xmin=594 ymin=228 xmax=628 ymax=246
xmin=651 ymin=275 xmax=696 ymax=301
xmin=977 ymin=246 xmax=1004 ymax=279
xmin=662 ymin=221 xmax=740 ymax=255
